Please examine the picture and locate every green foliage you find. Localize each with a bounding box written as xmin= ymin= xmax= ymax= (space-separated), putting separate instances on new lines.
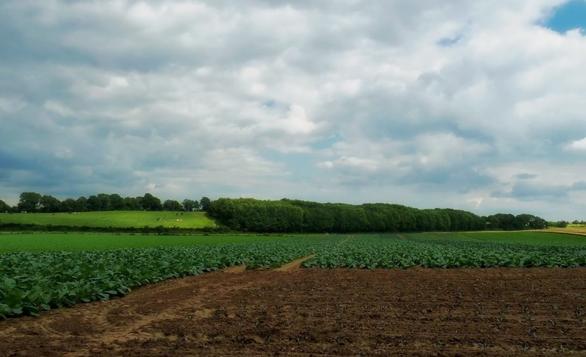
xmin=141 ymin=193 xmax=162 ymax=211
xmin=210 ymin=198 xmax=303 ymax=232
xmin=182 ymin=199 xmax=199 ymax=212
xmin=0 ymin=236 xmax=340 ymax=318
xmin=1 ymin=231 xmax=585 ymax=318
xmin=200 ymin=197 xmax=211 ymax=211
xmin=39 ymin=195 xmax=61 ymax=213
xmin=549 ymin=220 xmax=569 ymax=228
xmin=303 ymin=234 xmax=586 ymax=270
xmin=210 ymin=198 xmax=525 ymax=233
xmin=17 ymin=192 xmax=42 ymax=212
xmin=163 ymin=200 xmax=183 ymax=211
xmin=7 ymin=192 xmax=214 ymax=213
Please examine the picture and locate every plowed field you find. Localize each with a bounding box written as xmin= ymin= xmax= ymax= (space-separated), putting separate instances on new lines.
xmin=1 ymin=268 xmax=586 ymax=356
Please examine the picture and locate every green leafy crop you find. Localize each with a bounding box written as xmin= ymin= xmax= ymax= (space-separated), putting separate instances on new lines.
xmin=2 ymin=232 xmax=585 ymax=318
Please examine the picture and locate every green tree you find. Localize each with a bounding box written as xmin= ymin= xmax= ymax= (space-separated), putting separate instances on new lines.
xmin=109 ymin=194 xmax=125 ymax=210
xmin=76 ymin=197 xmax=88 ymax=211
xmin=200 ymin=197 xmax=211 ymax=211
xmin=142 ymin=193 xmax=162 ymax=211
xmin=182 ymin=199 xmax=199 ymax=212
xmin=17 ymin=192 xmax=42 ymax=212
xmin=163 ymin=200 xmax=183 ymax=211
xmin=86 ymin=195 xmax=100 ymax=211
xmin=60 ymin=198 xmax=78 ymax=212
xmin=123 ymin=197 xmax=142 ymax=210
xmin=516 ymin=214 xmax=547 ymax=229
xmin=40 ymin=195 xmax=61 ymax=212
xmin=487 ymin=213 xmax=517 ymax=230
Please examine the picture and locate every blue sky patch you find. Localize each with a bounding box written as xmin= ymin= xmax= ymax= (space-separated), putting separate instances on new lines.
xmin=545 ymin=0 xmax=586 ymax=33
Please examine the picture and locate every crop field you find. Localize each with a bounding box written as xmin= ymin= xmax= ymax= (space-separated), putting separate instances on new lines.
xmin=2 ymin=231 xmax=586 ymax=355
xmin=548 ymin=225 xmax=586 ymax=236
xmin=1 ymin=231 xmax=585 ymax=318
xmin=0 ymin=232 xmax=290 ymax=252
xmin=0 ymin=211 xmax=217 ymax=229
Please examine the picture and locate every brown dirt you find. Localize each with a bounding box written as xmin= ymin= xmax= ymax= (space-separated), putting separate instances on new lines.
xmin=1 ymin=268 xmax=586 ymax=356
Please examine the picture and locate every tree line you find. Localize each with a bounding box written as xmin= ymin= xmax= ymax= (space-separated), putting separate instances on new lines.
xmin=208 ymin=198 xmax=548 ymax=233
xmin=548 ymin=220 xmax=586 ymax=228
xmin=0 ymin=192 xmax=211 ymax=213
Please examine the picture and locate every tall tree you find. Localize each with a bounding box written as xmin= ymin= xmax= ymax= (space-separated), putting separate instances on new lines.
xmin=86 ymin=195 xmax=100 ymax=211
xmin=163 ymin=200 xmax=183 ymax=211
xmin=182 ymin=199 xmax=199 ymax=212
xmin=200 ymin=197 xmax=211 ymax=212
xmin=17 ymin=192 xmax=42 ymax=212
xmin=60 ymin=198 xmax=78 ymax=213
xmin=123 ymin=197 xmax=142 ymax=210
xmin=76 ymin=197 xmax=88 ymax=212
xmin=40 ymin=195 xmax=61 ymax=212
xmin=109 ymin=194 xmax=125 ymax=210
xmin=142 ymin=193 xmax=162 ymax=211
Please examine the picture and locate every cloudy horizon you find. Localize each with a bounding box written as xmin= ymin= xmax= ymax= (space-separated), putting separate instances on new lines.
xmin=1 ymin=0 xmax=586 ymax=220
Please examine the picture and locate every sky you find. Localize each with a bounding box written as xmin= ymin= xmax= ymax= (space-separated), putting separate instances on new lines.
xmin=0 ymin=0 xmax=585 ymax=220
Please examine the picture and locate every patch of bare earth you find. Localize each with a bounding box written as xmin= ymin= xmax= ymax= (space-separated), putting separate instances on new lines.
xmin=1 ymin=268 xmax=585 ymax=356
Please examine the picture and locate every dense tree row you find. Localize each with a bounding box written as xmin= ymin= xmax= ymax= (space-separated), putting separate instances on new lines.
xmin=0 ymin=192 xmax=211 ymax=213
xmin=209 ymin=198 xmax=548 ymax=233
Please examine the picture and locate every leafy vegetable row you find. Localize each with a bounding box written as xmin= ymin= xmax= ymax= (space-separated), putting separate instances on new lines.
xmin=304 ymin=235 xmax=586 ymax=269
xmin=0 ymin=239 xmax=334 ymax=318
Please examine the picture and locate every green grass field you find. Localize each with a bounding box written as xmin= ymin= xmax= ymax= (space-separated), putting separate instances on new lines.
xmin=0 ymin=211 xmax=217 ymax=229
xmin=0 ymin=231 xmax=584 ymax=253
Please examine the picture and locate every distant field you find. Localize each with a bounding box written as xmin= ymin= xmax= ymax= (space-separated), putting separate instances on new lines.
xmin=547 ymin=225 xmax=586 ymax=236
xmin=0 ymin=232 xmax=286 ymax=252
xmin=413 ymin=231 xmax=586 ymax=247
xmin=0 ymin=211 xmax=217 ymax=229
xmin=0 ymin=231 xmax=584 ymax=253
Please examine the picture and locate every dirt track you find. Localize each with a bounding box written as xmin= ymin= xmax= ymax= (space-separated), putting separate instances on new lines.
xmin=1 ymin=268 xmax=586 ymax=356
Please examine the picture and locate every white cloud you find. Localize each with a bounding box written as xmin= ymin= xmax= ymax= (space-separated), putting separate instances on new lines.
xmin=566 ymin=137 xmax=586 ymax=151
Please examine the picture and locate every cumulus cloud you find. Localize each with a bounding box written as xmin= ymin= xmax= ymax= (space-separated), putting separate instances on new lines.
xmin=566 ymin=137 xmax=586 ymax=151
xmin=0 ymin=0 xmax=585 ymax=219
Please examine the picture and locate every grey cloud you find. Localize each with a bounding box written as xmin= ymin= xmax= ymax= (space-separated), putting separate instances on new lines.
xmin=492 ymin=180 xmax=586 ymax=201
xmin=515 ymin=173 xmax=538 ymax=180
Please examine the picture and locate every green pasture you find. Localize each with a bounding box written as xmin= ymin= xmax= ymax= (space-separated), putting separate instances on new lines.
xmin=0 ymin=211 xmax=217 ymax=229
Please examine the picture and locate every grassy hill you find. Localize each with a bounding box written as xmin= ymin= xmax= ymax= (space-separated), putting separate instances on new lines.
xmin=0 ymin=211 xmax=217 ymax=229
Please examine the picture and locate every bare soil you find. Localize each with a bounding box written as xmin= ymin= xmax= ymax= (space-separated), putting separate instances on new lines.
xmin=1 ymin=268 xmax=586 ymax=356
